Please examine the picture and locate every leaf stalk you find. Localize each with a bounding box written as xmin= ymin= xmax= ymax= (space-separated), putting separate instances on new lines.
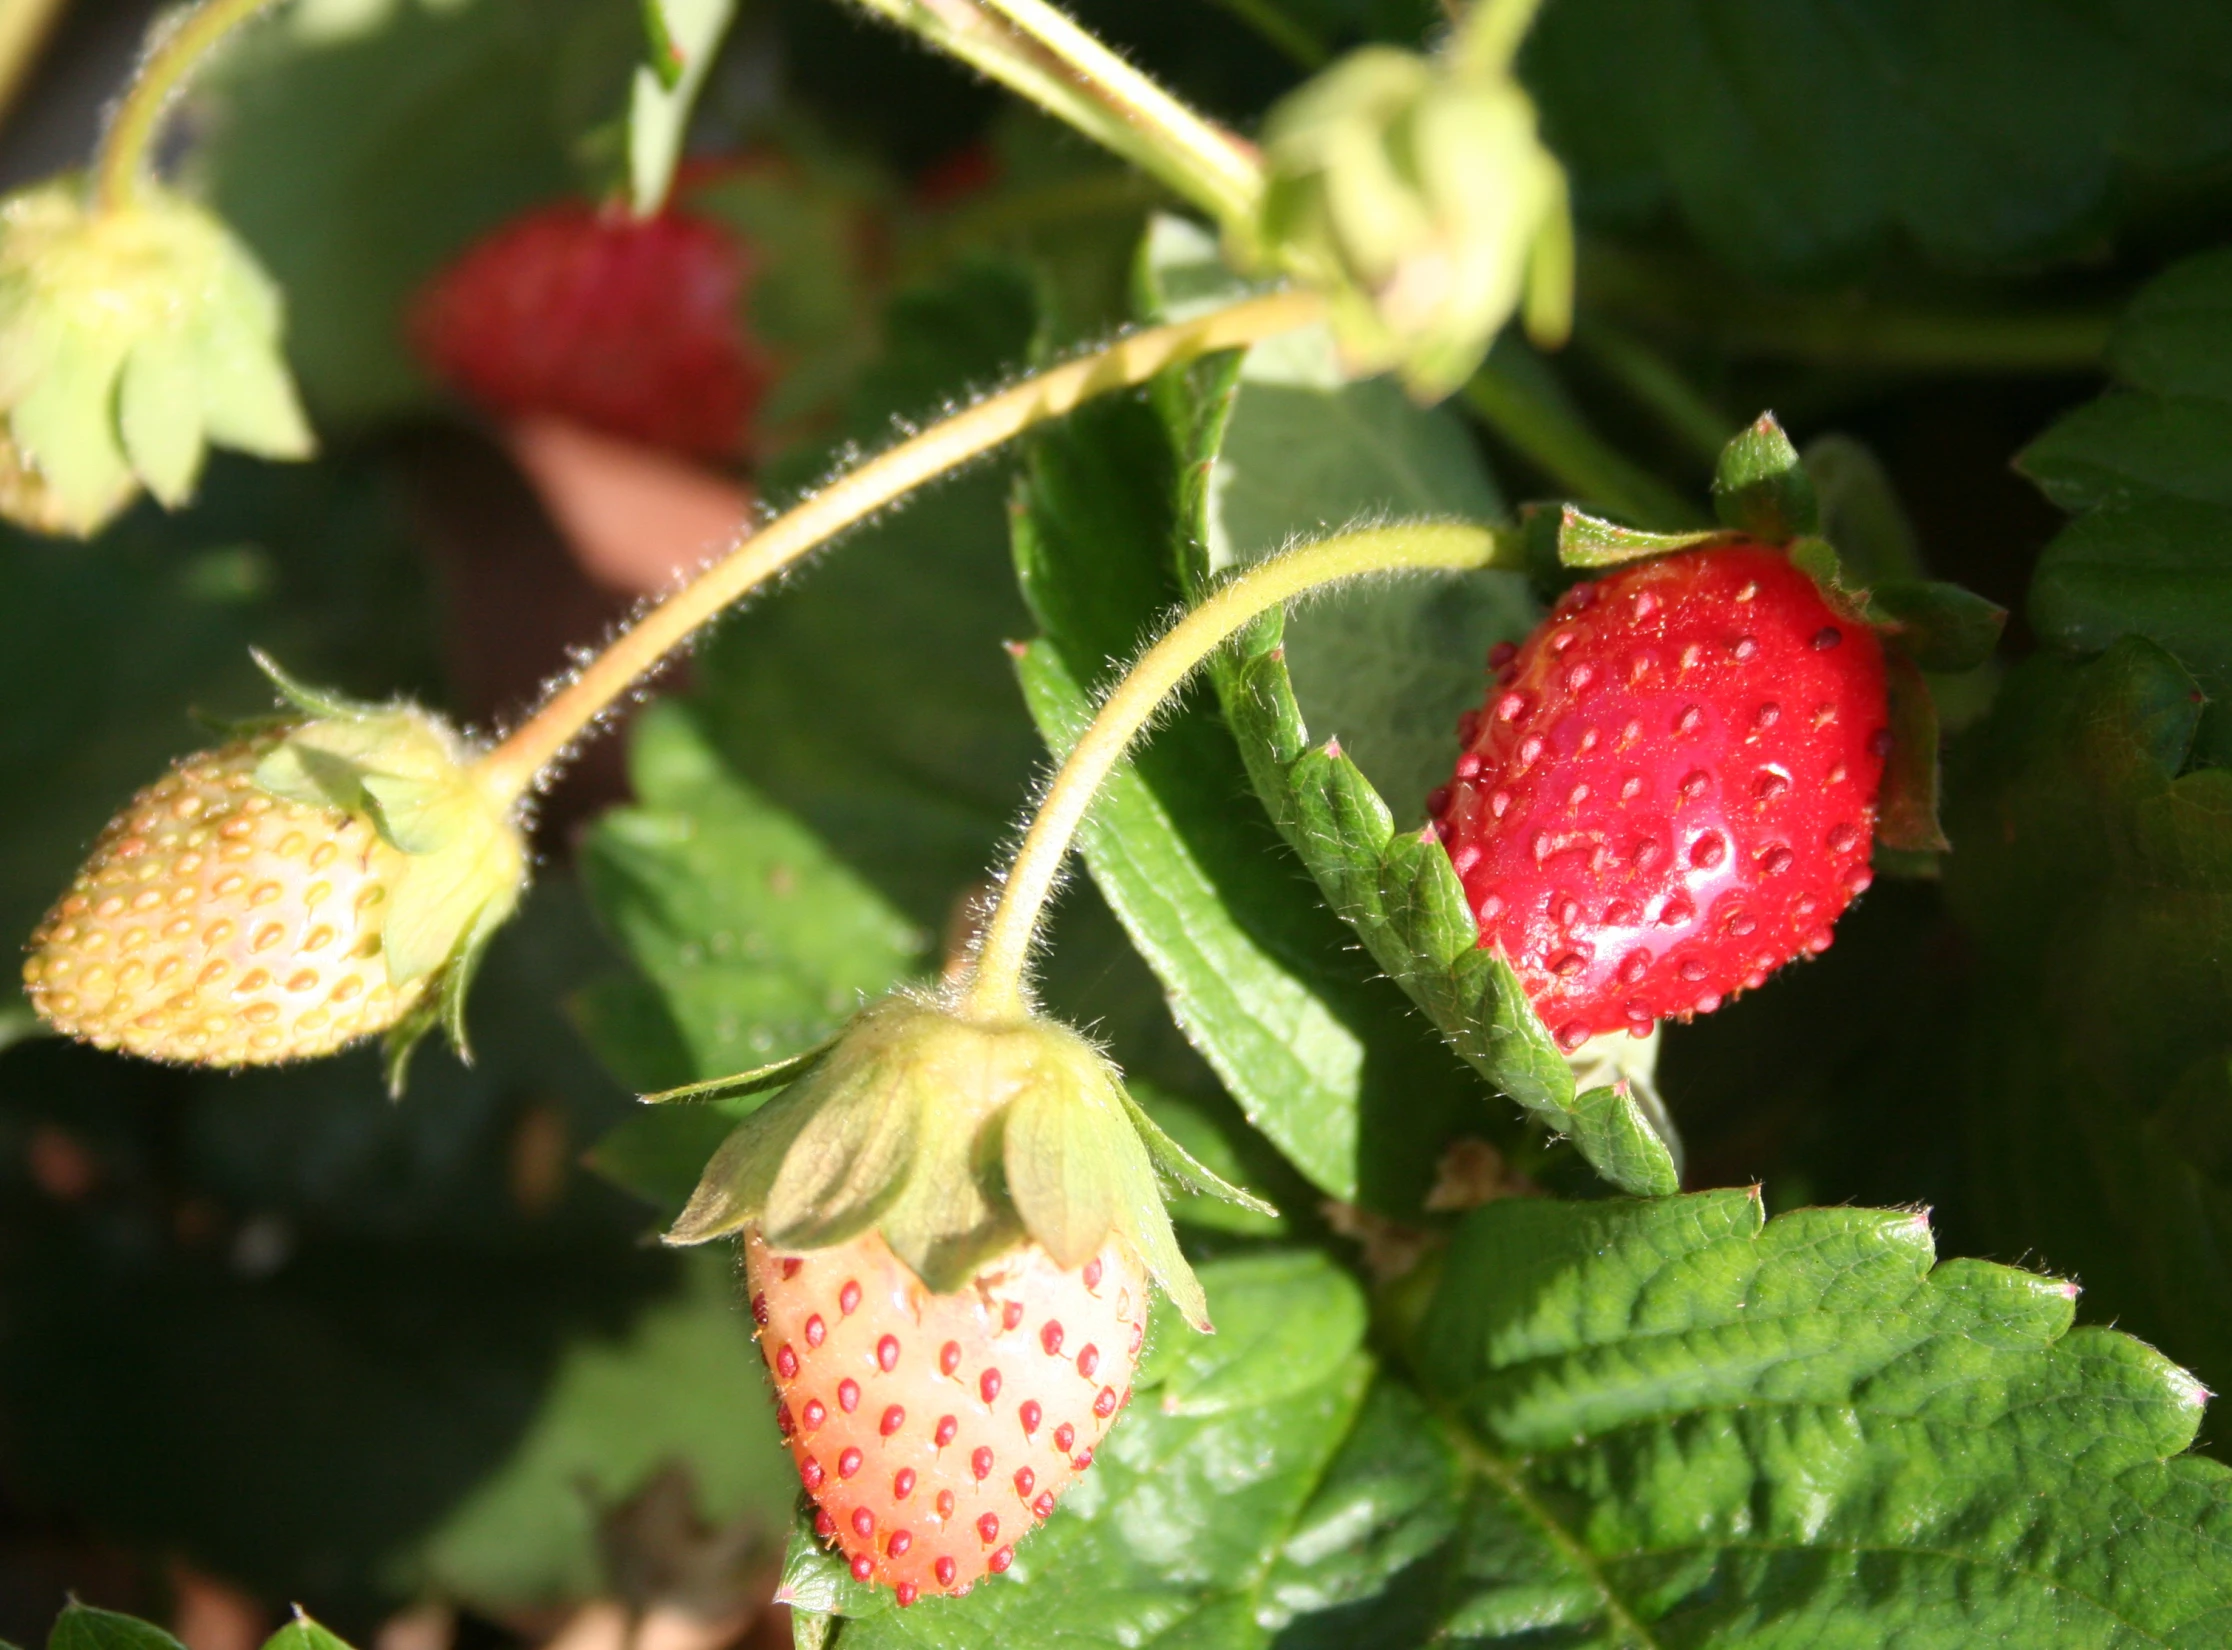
xmin=92 ymin=0 xmax=282 ymax=213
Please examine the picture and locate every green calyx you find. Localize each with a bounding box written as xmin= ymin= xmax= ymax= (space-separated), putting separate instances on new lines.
xmin=1249 ymin=42 xmax=1572 ymax=403
xmin=245 ymin=652 xmax=527 ymax=1087
xmin=664 ymin=994 xmax=1278 ymax=1332
xmin=0 ymin=178 xmax=312 ymax=538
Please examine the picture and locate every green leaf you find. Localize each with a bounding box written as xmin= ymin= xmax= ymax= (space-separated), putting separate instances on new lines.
xmin=1393 ymin=1189 xmax=2232 ymax=1644
xmin=49 ymin=1606 xmax=183 ymax=1650
xmin=1877 ymin=651 xmax=1950 ymax=854
xmin=1945 ymin=637 xmax=2232 ymax=1417
xmin=1135 ymin=1251 xmax=1365 ymax=1416
xmin=1710 ymin=411 xmax=1817 ymax=541
xmin=2020 ymin=248 xmax=2232 ymax=761
xmin=1803 ymin=432 xmax=1924 ymax=584
xmin=579 ymin=702 xmax=926 ymax=1085
xmin=260 ymin=1611 xmax=355 ymax=1650
xmin=628 ymin=0 xmax=737 ymax=215
xmin=1867 ymin=578 xmax=2009 ymax=673
xmin=1118 ymin=1081 xmax=1282 ymax=1228
xmin=1524 ymin=0 xmax=2232 ymax=280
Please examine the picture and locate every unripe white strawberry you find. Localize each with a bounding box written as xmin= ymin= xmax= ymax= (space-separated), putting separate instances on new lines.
xmin=22 ymin=658 xmax=525 ymax=1080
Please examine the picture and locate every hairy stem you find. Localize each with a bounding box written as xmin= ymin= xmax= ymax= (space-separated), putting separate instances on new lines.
xmin=845 ymin=0 xmax=1261 ymax=228
xmin=961 ymin=521 xmax=1517 ymax=1023
xmin=93 ymin=0 xmax=279 ymax=212
xmin=1449 ymin=0 xmax=1548 ymax=77
xmin=471 ymin=287 xmax=1324 ymax=808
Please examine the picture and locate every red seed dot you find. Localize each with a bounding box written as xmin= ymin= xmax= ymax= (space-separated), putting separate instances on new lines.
xmin=1494 ymin=691 xmax=1527 ymax=722
xmin=1755 ymin=770 xmax=1789 ymax=799
xmin=1847 ymin=867 xmax=1874 ymax=894
xmin=878 ymin=1335 xmax=901 ymax=1371
xmin=801 ymin=1399 xmax=826 ymax=1430
xmin=937 ymin=1490 xmax=955 ymax=1518
xmin=1033 ymin=1492 xmax=1057 ymax=1519
xmin=776 ymin=1403 xmax=795 ymax=1436
xmin=1806 ymin=927 xmax=1835 ymax=955
xmin=981 ymin=1368 xmax=1002 ymax=1403
xmin=935 ymin=1414 xmax=958 ymax=1446
xmin=940 ymin=1341 xmax=962 ymax=1376
xmin=882 ymin=1404 xmax=907 ymax=1436
xmin=750 ymin=1293 xmax=769 ymax=1326
xmin=1054 ymin=1423 xmax=1075 ymax=1452
xmin=1002 ymin=1301 xmax=1025 ymax=1331
xmin=895 ymin=1582 xmax=919 ymax=1607
xmin=1040 ymin=1321 xmax=1064 ymax=1356
xmin=888 ymin=1529 xmax=913 ymax=1558
xmin=1556 ymin=1023 xmax=1589 ymax=1053
xmin=1128 ymin=1321 xmax=1144 ymax=1355
xmin=989 ymin=1546 xmax=1014 ymax=1574
xmin=1519 ymin=734 xmax=1546 ymax=765
xmin=1489 ymin=789 xmax=1512 ymax=819
xmin=1072 ymin=1450 xmax=1094 ymax=1471
xmin=782 ymin=1258 xmax=803 ymax=1280
xmin=1691 ymin=832 xmax=1726 ymax=869
xmin=775 ymin=1345 xmax=798 ymax=1380
xmin=1760 ymin=845 xmax=1794 ymax=875
xmin=1488 ymin=640 xmax=1517 ymax=669
xmin=972 ymin=1447 xmax=994 ymax=1481
xmin=1813 ymin=626 xmax=1843 ymax=650
xmin=800 ymin=1456 xmax=824 ymax=1490
xmin=839 ymin=1447 xmax=863 ymax=1478
xmin=1020 ymin=1400 xmax=1041 ymax=1435
xmin=1734 ymin=636 xmax=1760 ymax=661
xmin=936 ymin=1556 xmax=957 ymax=1587
xmin=894 ymin=1467 xmax=917 ymax=1498
xmin=1827 ymin=822 xmax=1858 ymax=852
xmin=1675 ymin=705 xmax=1703 ymax=735
xmin=1077 ymin=1345 xmax=1100 ymax=1379
xmin=850 ymin=1554 xmax=873 ymax=1582
xmin=814 ymin=1509 xmax=835 ymax=1538
xmin=1083 ymin=1257 xmax=1103 ymax=1289
xmin=1094 ymin=1387 xmax=1118 ymax=1418
xmin=839 ymin=1279 xmax=861 ymax=1315
xmin=1662 ymin=893 xmax=1696 ymax=925
xmin=1551 ymin=951 xmax=1585 ymax=978
xmin=1619 ymin=950 xmax=1650 ymax=985
xmin=804 ymin=1315 xmax=826 ymax=1348
xmin=1014 ymin=1466 xmax=1035 ymax=1499
xmin=853 ymin=1506 xmax=876 ymax=1537
xmin=978 ymin=1513 xmax=1001 ymax=1543
xmin=1697 ymin=992 xmax=1723 ymax=1013
xmin=839 ymin=1378 xmax=860 ymax=1413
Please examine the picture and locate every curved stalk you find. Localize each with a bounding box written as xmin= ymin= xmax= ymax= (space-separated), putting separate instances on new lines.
xmin=471 ymin=287 xmax=1325 ymax=808
xmin=959 ymin=520 xmax=1519 ymax=1023
xmin=93 ymin=0 xmax=280 ymax=212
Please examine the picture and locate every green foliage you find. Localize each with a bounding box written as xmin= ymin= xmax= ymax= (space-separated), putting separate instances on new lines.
xmin=2021 ymin=249 xmax=2232 ymax=765
xmin=1524 ymin=0 xmax=2232 ymax=278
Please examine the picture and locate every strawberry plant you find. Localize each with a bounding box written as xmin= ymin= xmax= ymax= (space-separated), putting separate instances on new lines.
xmin=3 ymin=0 xmax=2232 ymax=1647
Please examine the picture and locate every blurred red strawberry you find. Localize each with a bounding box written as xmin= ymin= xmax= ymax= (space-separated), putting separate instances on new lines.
xmin=411 ymin=199 xmax=772 ymax=461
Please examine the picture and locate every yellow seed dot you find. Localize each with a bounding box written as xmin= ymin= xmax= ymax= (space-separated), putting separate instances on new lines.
xmin=355 ymin=886 xmax=385 ymax=911
xmin=205 ymin=920 xmax=235 ymax=946
xmin=79 ymin=930 xmax=109 ymax=951
xmin=113 ymin=836 xmax=149 ymax=858
xmin=175 ymin=853 xmax=204 ymax=875
xmin=115 ymin=961 xmax=145 ymax=987
xmin=20 ymin=959 xmax=41 ymax=984
xmin=41 ymin=957 xmax=72 ymax=979
xmin=202 ymin=1014 xmax=231 ymax=1035
xmin=199 ymin=960 xmax=230 ymax=986
xmin=296 ymin=1008 xmax=331 ymax=1033
xmin=50 ymin=993 xmax=79 ymax=1015
xmin=252 ymin=923 xmax=286 ymax=952
xmin=243 ymin=1001 xmax=280 ymax=1025
xmin=166 ymin=991 xmax=199 ymax=1013
xmin=130 ymin=889 xmax=163 ymax=912
xmin=78 ymin=965 xmax=111 ymax=991
xmin=163 ymin=916 xmax=194 ymax=939
xmin=249 ymin=883 xmax=282 ymax=907
xmin=242 ymin=796 xmax=273 ymax=816
xmin=172 ymin=794 xmax=204 ymax=819
xmin=220 ymin=841 xmax=254 ymax=862
xmin=49 ymin=923 xmax=78 ymax=943
xmin=60 ymin=895 xmax=89 ymax=917
xmin=121 ymin=927 xmax=150 ymax=952
xmin=235 ymin=968 xmax=270 ymax=994
xmin=95 ymin=895 xmax=126 ymax=918
xmin=303 ymin=880 xmax=332 ymax=910
xmin=168 ymin=883 xmax=198 ymax=907
xmin=330 ymin=976 xmax=363 ymax=1004
xmin=213 ymin=873 xmax=247 ymax=897
xmin=180 ymin=1031 xmax=209 ymax=1051
xmin=277 ymin=832 xmax=307 ymax=857
xmin=286 ymin=970 xmax=320 ymax=993
xmin=309 ymin=842 xmax=337 ymax=870
xmin=251 ymin=1030 xmax=282 ymax=1051
xmin=219 ymin=818 xmax=254 ymax=839
xmin=134 ymin=1010 xmax=170 ymax=1030
xmin=303 ymin=925 xmax=335 ymax=953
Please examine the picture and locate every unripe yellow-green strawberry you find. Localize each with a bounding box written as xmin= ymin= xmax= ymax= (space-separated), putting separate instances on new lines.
xmin=22 ymin=657 xmax=526 ymax=1082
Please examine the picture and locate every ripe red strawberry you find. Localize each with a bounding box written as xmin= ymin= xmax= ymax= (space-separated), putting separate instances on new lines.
xmin=748 ymin=1227 xmax=1144 ymax=1604
xmin=1430 ymin=544 xmax=1888 ymax=1051
xmin=410 ymin=200 xmax=770 ymax=460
